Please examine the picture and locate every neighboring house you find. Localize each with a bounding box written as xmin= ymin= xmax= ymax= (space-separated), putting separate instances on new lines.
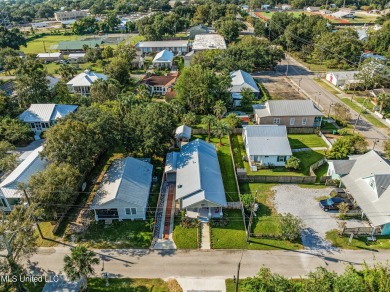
xmin=362 ymin=53 xmax=388 ymax=62
xmin=229 ymin=70 xmax=260 ymax=106
xmin=192 ymin=34 xmax=227 ymax=52
xmin=183 ymin=50 xmax=195 ymax=67
xmin=331 ymin=10 xmax=355 ymax=18
xmin=66 ymin=69 xmax=107 ymax=95
xmin=254 ymin=100 xmax=323 ymax=128
xmin=57 ymin=40 xmax=103 ymax=53
xmin=18 ymin=104 xmax=78 ymax=134
xmin=68 ymin=53 xmax=86 ymax=63
xmin=243 ymin=125 xmax=292 ymax=171
xmin=281 ymin=4 xmax=291 ymax=10
xmin=36 ymin=52 xmax=63 ymax=62
xmin=187 ymin=25 xmax=209 ymax=39
xmin=341 ymin=150 xmax=390 ymax=235
xmin=307 ymin=7 xmax=320 ymax=12
xmin=175 ymin=125 xmax=192 ymax=147
xmin=0 ymin=146 xmax=48 ymax=212
xmin=168 ymin=139 xmax=227 ymax=221
xmin=152 ymin=49 xmax=174 ymax=69
xmin=326 ymin=71 xmax=359 ymax=87
xmin=327 ymin=159 xmax=356 ymax=180
xmin=135 ymin=40 xmax=189 ymax=54
xmin=90 ymin=157 xmax=153 ymax=221
xmin=143 ymin=72 xmax=178 ymax=96
xmin=131 ymin=51 xmax=145 ymax=69
xmin=54 ymin=10 xmax=88 ymax=21
xmin=356 ymin=29 xmax=368 ymax=41
xmin=47 ymin=76 xmax=60 ymax=90
xmin=370 ymin=88 xmax=390 ymax=99
xmin=0 ymin=81 xmax=15 ymax=96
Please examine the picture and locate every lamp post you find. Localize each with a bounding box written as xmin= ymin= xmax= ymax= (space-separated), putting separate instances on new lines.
xmin=103 ymin=272 xmax=109 ymax=287
xmin=373 ymin=139 xmax=380 ymax=150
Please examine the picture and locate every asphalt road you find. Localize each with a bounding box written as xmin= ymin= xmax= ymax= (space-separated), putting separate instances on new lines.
xmin=26 ymin=247 xmax=390 ymax=279
xmin=253 ymin=55 xmax=388 ymax=152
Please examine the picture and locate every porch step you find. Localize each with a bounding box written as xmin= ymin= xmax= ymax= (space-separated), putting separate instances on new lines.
xmin=200 ymin=222 xmax=211 ymax=250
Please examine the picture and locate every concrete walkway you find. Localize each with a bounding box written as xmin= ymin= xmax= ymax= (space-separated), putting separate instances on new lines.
xmin=176 ymin=277 xmax=226 ymax=292
xmin=200 ymin=223 xmax=211 ymax=250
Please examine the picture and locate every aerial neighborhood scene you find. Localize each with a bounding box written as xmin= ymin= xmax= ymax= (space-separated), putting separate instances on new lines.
xmin=1 ymin=0 xmax=390 ymax=290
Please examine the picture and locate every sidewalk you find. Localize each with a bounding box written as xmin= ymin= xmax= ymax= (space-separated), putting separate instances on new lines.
xmin=200 ymin=223 xmax=211 ymax=250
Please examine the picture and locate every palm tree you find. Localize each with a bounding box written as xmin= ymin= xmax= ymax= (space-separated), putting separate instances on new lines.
xmin=201 ymin=115 xmax=217 ymax=142
xmin=56 ymin=64 xmax=77 ymax=81
xmin=212 ymin=120 xmax=232 ymax=145
xmin=63 ymin=245 xmax=100 ymax=290
xmin=213 ymin=100 xmax=227 ymax=120
xmin=376 ymin=93 xmax=390 ymax=114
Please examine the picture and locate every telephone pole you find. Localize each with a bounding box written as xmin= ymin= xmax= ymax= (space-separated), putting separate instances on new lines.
xmin=246 ymin=191 xmax=258 ymax=242
xmin=23 ymin=190 xmax=43 ymax=239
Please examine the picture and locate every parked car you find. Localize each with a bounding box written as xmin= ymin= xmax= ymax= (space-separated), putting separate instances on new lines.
xmin=319 ymin=197 xmax=353 ymax=212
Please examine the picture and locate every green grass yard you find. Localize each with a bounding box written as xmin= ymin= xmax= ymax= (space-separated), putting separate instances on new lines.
xmin=35 ymin=222 xmax=59 ymax=247
xmin=354 ymin=97 xmax=375 ymax=111
xmin=89 ymin=278 xmax=169 ymax=291
xmin=288 ymin=134 xmax=328 ymax=149
xmin=341 ymin=98 xmax=387 ymax=128
xmin=22 ymin=34 xmax=81 ymax=54
xmin=326 ymin=230 xmax=390 ymax=250
xmin=75 ymin=220 xmax=152 ymax=249
xmin=314 ymin=79 xmax=340 ymax=94
xmin=172 ymin=219 xmax=198 ymax=249
xmin=294 ymin=150 xmax=325 ymax=176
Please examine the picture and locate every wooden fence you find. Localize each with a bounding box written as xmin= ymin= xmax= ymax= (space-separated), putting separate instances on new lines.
xmin=237 ymin=174 xmax=317 ymax=184
xmin=342 ymin=227 xmax=381 ymax=236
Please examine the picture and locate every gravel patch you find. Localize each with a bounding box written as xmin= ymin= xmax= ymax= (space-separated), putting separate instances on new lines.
xmin=272 ymin=185 xmax=367 ymax=251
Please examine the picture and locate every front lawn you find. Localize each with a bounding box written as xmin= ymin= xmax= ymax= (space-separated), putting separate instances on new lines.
xmin=193 ymin=135 xmax=239 ymax=201
xmin=288 ymin=134 xmax=328 ymax=149
xmin=35 ymin=222 xmax=59 ymax=247
xmin=89 ymin=278 xmax=169 ymax=291
xmin=294 ymin=150 xmax=325 ymax=175
xmin=172 ymin=218 xmax=198 ymax=249
xmin=314 ymin=79 xmax=340 ymax=94
xmin=326 ymin=230 xmax=390 ymax=250
xmin=75 ymin=220 xmax=152 ymax=249
xmin=23 ymin=34 xmax=81 ymax=54
xmin=240 ymin=183 xmax=303 ymax=250
xmin=314 ymin=162 xmax=328 ymax=182
xmin=341 ymin=98 xmax=387 ymax=128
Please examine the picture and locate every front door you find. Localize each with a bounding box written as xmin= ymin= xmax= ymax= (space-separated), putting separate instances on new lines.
xmin=35 ymin=122 xmax=42 ymax=132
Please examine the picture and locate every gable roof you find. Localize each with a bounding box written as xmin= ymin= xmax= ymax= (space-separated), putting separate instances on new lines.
xmin=328 ymin=71 xmax=359 ymax=81
xmin=67 ymin=70 xmax=107 ymax=87
xmin=152 ymin=49 xmax=174 ymax=63
xmin=341 ymin=150 xmax=390 ymax=226
xmin=0 ymin=146 xmax=48 ymax=199
xmin=135 ymin=40 xmax=189 ymax=49
xmin=175 ymin=139 xmax=227 ymax=208
xmin=143 ymin=72 xmax=178 ymax=87
xmin=255 ymin=100 xmax=323 ymax=118
xmin=90 ymin=157 xmax=153 ymax=208
xmin=36 ymin=52 xmax=62 ymax=58
xmin=230 ymin=70 xmax=260 ymax=93
xmin=244 ymin=125 xmax=292 ymax=156
xmin=329 ymin=160 xmax=356 ymax=175
xmin=18 ymin=104 xmax=78 ymax=123
xmin=175 ymin=125 xmax=192 ymax=140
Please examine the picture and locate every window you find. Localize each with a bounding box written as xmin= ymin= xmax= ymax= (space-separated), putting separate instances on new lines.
xmin=131 ymin=208 xmax=137 ymax=215
xmin=290 ymin=118 xmax=295 ymax=125
xmin=0 ymin=198 xmax=7 ymax=207
xmin=277 ymin=156 xmax=286 ymax=162
xmin=302 ymin=117 xmax=307 ymax=125
xmin=125 ymin=208 xmax=130 ymax=215
xmin=31 ymin=123 xmax=35 ymax=128
xmin=273 ymin=118 xmax=280 ymax=124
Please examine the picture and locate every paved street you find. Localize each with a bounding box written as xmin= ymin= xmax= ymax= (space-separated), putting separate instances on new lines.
xmin=253 ymin=55 xmax=389 ymax=152
xmin=27 ymin=247 xmax=390 ymax=279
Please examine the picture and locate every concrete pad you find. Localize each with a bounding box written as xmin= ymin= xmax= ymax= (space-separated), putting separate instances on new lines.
xmin=200 ymin=223 xmax=211 ymax=250
xmin=176 ymin=277 xmax=226 ymax=292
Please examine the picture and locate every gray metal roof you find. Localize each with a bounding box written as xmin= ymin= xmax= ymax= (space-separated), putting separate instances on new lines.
xmin=255 ymin=100 xmax=323 ymax=118
xmin=175 ymin=139 xmax=227 ymax=208
xmin=341 ymin=150 xmax=390 ymax=226
xmin=165 ymin=151 xmax=179 ymax=173
xmin=91 ymin=157 xmax=153 ymax=208
xmin=18 ymin=104 xmax=78 ymax=123
xmin=135 ymin=40 xmax=189 ymax=48
xmin=230 ymin=70 xmax=260 ymax=94
xmin=152 ymin=49 xmax=174 ymax=63
xmin=330 ymin=160 xmax=356 ymax=174
xmin=328 ymin=71 xmax=359 ymax=81
xmin=244 ymin=125 xmax=292 ymax=156
xmin=193 ymin=34 xmax=226 ymax=50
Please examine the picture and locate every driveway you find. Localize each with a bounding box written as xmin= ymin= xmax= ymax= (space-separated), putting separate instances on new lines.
xmin=272 ymin=185 xmax=367 ymax=251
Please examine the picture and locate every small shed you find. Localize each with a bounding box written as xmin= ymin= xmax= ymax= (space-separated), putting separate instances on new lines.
xmin=175 ymin=125 xmax=192 ymax=147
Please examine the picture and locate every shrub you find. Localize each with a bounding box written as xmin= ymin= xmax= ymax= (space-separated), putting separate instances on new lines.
xmin=166 ymin=279 xmax=183 ymax=292
xmin=280 ymin=213 xmax=303 ymax=241
xmin=285 ymin=157 xmax=300 ymax=170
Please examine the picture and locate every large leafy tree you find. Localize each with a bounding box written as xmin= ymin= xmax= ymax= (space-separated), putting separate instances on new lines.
xmin=175 ymin=65 xmax=231 ymax=114
xmin=104 ymin=58 xmax=132 ymax=86
xmin=212 ymin=120 xmax=232 ymax=145
xmin=90 ymin=79 xmax=121 ymax=103
xmin=190 ymin=49 xmax=222 ymax=69
xmin=14 ymin=58 xmax=51 ymax=107
xmin=63 ymin=245 xmax=100 ymax=291
xmin=0 ymin=117 xmax=32 ymax=146
xmin=0 ymin=26 xmax=26 ymax=50
xmin=0 ymin=204 xmax=37 ymax=292
xmin=327 ymin=134 xmax=367 ymax=160
xmin=366 ymin=21 xmax=390 ymax=57
xmin=218 ymin=36 xmax=285 ymax=72
xmin=0 ymin=140 xmax=17 ymax=173
xmin=72 ymin=17 xmax=99 ymax=35
xmin=201 ymin=115 xmax=217 ymax=142
xmin=55 ymin=64 xmax=77 ymax=81
xmin=268 ymin=12 xmax=296 ymax=41
xmin=214 ymin=17 xmax=246 ymax=43
xmin=313 ymin=29 xmax=363 ymax=68
xmin=29 ymin=163 xmax=81 ymax=219
xmin=356 ymin=59 xmax=390 ymax=90
xmin=123 ymin=103 xmax=178 ymax=155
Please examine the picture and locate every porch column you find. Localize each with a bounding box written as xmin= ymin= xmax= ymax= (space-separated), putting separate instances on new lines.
xmin=208 ymin=208 xmax=211 ymax=219
xmin=219 ymin=208 xmax=223 ymax=217
xmin=93 ymin=209 xmax=98 ymax=221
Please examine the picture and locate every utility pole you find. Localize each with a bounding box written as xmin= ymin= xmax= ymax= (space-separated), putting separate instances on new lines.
xmin=23 ymin=190 xmax=43 ymax=239
xmin=235 ymin=262 xmax=240 ymax=292
xmin=246 ymin=191 xmax=258 ymax=242
xmin=353 ymin=96 xmax=370 ymax=134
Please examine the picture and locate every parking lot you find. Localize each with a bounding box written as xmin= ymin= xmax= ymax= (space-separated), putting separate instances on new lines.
xmin=272 ymin=185 xmax=367 ymax=251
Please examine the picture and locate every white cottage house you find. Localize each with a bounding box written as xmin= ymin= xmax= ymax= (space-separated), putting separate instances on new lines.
xmin=66 ymin=69 xmax=107 ymax=95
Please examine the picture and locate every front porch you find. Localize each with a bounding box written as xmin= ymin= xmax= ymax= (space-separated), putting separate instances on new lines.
xmin=186 ymin=207 xmax=223 ymax=222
